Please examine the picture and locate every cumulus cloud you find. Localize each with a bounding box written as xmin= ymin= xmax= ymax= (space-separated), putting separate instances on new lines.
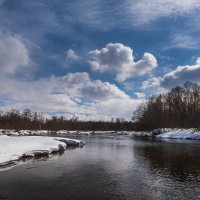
xmin=141 ymin=77 xmax=161 ymax=89
xmin=66 ymin=49 xmax=81 ymax=61
xmin=89 ymin=43 xmax=157 ymax=82
xmin=160 ymin=57 xmax=200 ymax=88
xmin=0 ymin=35 xmax=30 ymax=75
xmin=54 ymin=72 xmax=129 ymax=101
xmin=127 ymin=0 xmax=200 ymax=25
xmin=134 ymin=92 xmax=145 ymax=99
xmin=142 ymin=57 xmax=200 ymax=90
xmin=0 ymin=72 xmax=139 ymax=120
xmin=80 ymin=81 xmax=128 ymax=101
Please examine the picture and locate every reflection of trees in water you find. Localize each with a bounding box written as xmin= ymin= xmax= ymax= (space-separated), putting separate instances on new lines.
xmin=133 ymin=140 xmax=200 ymax=182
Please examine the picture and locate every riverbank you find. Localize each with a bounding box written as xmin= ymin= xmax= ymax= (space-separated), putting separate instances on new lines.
xmin=130 ymin=128 xmax=200 ymax=140
xmin=0 ymin=135 xmax=85 ymax=167
xmin=1 ymin=128 xmax=200 ymax=139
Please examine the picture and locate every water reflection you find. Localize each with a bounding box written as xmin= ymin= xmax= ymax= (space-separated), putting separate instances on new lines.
xmin=133 ymin=139 xmax=200 ymax=182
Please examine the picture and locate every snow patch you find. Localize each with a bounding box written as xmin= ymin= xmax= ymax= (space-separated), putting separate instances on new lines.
xmin=128 ymin=128 xmax=200 ymax=140
xmin=156 ymin=129 xmax=200 ymax=140
xmin=0 ymin=135 xmax=85 ymax=166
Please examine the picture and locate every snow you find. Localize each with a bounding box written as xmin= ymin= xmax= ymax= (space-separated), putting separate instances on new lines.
xmin=156 ymin=129 xmax=200 ymax=140
xmin=0 ymin=129 xmax=138 ymax=136
xmin=0 ymin=129 xmax=92 ymax=136
xmin=128 ymin=128 xmax=200 ymax=140
xmin=128 ymin=131 xmax=153 ymax=137
xmin=55 ymin=137 xmax=85 ymax=146
xmin=0 ymin=135 xmax=85 ymax=166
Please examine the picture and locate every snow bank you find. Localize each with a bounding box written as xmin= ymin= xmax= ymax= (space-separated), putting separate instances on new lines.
xmin=156 ymin=129 xmax=200 ymax=140
xmin=128 ymin=131 xmax=153 ymax=137
xmin=0 ymin=129 xmax=92 ymax=136
xmin=0 ymin=129 xmax=131 ymax=136
xmin=0 ymin=135 xmax=85 ymax=166
xmin=55 ymin=137 xmax=85 ymax=146
xmin=128 ymin=129 xmax=200 ymax=140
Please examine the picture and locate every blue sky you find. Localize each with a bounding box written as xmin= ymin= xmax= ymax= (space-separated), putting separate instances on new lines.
xmin=0 ymin=0 xmax=200 ymax=120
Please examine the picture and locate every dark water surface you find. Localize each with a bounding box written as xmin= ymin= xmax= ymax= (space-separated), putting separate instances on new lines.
xmin=0 ymin=135 xmax=200 ymax=200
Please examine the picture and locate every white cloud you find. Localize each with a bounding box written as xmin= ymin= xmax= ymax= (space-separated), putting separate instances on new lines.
xmin=66 ymin=49 xmax=81 ymax=61
xmin=142 ymin=57 xmax=200 ymax=90
xmin=94 ymin=98 xmax=142 ymax=120
xmin=0 ymin=72 xmax=140 ymax=120
xmin=0 ymin=35 xmax=30 ymax=75
xmin=141 ymin=77 xmax=161 ymax=89
xmin=134 ymin=92 xmax=145 ymax=99
xmin=160 ymin=57 xmax=200 ymax=88
xmin=165 ymin=34 xmax=200 ymax=50
xmin=80 ymin=80 xmax=128 ymax=101
xmin=127 ymin=0 xmax=200 ymax=25
xmin=89 ymin=43 xmax=157 ymax=82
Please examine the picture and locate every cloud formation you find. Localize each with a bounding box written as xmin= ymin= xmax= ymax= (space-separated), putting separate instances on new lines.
xmin=0 ymin=72 xmax=140 ymax=120
xmin=89 ymin=43 xmax=157 ymax=82
xmin=134 ymin=92 xmax=145 ymax=99
xmin=66 ymin=49 xmax=81 ymax=61
xmin=0 ymin=35 xmax=30 ymax=75
xmin=128 ymin=0 xmax=200 ymax=25
xmin=141 ymin=77 xmax=161 ymax=89
xmin=142 ymin=57 xmax=200 ymax=90
xmin=164 ymin=33 xmax=200 ymax=50
xmin=161 ymin=57 xmax=200 ymax=88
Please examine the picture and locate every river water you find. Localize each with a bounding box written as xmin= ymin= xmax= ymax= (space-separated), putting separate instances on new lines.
xmin=0 ymin=135 xmax=200 ymax=200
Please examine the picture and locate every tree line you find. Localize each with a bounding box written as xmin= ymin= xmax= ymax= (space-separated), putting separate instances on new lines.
xmin=0 ymin=108 xmax=134 ymax=131
xmin=133 ymin=82 xmax=200 ymax=131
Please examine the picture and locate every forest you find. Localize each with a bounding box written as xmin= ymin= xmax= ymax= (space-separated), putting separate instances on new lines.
xmin=0 ymin=109 xmax=133 ymax=131
xmin=133 ymin=82 xmax=200 ymax=131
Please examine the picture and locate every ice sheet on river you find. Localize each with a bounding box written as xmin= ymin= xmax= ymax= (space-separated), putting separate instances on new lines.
xmin=0 ymin=135 xmax=85 ymax=165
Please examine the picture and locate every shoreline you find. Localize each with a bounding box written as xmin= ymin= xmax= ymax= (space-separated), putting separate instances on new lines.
xmin=0 ymin=135 xmax=85 ymax=169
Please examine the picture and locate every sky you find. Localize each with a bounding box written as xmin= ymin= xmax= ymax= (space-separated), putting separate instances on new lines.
xmin=0 ymin=0 xmax=200 ymax=120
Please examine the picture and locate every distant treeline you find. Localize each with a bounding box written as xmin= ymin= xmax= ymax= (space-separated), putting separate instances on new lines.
xmin=0 ymin=109 xmax=134 ymax=131
xmin=133 ymin=82 xmax=200 ymax=131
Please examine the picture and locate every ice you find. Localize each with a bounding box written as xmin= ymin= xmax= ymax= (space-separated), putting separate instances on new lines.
xmin=0 ymin=135 xmax=85 ymax=166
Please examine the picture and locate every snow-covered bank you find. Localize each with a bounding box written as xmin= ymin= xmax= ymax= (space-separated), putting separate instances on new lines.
xmin=0 ymin=129 xmax=132 ymax=136
xmin=0 ymin=129 xmax=92 ymax=136
xmin=156 ymin=129 xmax=200 ymax=140
xmin=128 ymin=131 xmax=153 ymax=137
xmin=0 ymin=135 xmax=85 ymax=166
xmin=1 ymin=129 xmax=200 ymax=140
xmin=129 ymin=128 xmax=200 ymax=140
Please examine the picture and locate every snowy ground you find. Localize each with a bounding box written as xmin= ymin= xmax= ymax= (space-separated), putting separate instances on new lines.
xmin=0 ymin=135 xmax=85 ymax=166
xmin=129 ymin=128 xmax=200 ymax=140
xmin=0 ymin=129 xmax=133 ymax=136
xmin=156 ymin=129 xmax=200 ymax=140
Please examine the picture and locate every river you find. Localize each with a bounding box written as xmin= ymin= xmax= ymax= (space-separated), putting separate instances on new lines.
xmin=0 ymin=135 xmax=200 ymax=200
